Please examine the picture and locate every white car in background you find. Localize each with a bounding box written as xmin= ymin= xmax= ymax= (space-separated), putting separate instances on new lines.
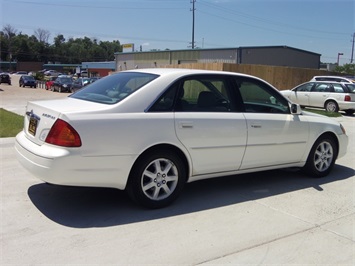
xmin=15 ymin=69 xmax=348 ymax=208
xmin=281 ymin=81 xmax=355 ymax=115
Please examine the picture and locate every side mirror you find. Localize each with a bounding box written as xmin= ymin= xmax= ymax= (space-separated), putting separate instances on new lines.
xmin=290 ymin=103 xmax=302 ymax=114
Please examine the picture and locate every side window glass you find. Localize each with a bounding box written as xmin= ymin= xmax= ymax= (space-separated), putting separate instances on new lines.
xmin=149 ymin=84 xmax=179 ymax=112
xmin=313 ymin=83 xmax=331 ymax=92
xmin=237 ymin=78 xmax=290 ymax=114
xmin=333 ymin=84 xmax=344 ymax=93
xmin=178 ymin=77 xmax=231 ymax=112
xmin=150 ymin=75 xmax=232 ymax=112
xmin=296 ymin=83 xmax=313 ymax=92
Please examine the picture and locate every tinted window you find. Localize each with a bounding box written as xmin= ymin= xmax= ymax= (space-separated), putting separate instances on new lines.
xmin=235 ymin=77 xmax=290 ymax=114
xmin=345 ymin=84 xmax=355 ymax=93
xmin=150 ymin=75 xmax=232 ymax=112
xmin=333 ymin=84 xmax=345 ymax=93
xmin=295 ymin=83 xmax=313 ymax=92
xmin=313 ymin=83 xmax=331 ymax=92
xmin=70 ymin=72 xmax=158 ymax=104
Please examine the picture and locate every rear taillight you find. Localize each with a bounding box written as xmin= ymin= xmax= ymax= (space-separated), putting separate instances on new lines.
xmin=45 ymin=119 xmax=82 ymax=147
xmin=344 ymin=95 xmax=351 ymax=101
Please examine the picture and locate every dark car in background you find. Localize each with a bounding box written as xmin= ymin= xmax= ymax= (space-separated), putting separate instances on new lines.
xmin=71 ymin=77 xmax=92 ymax=92
xmin=0 ymin=72 xmax=11 ymax=85
xmin=89 ymin=77 xmax=101 ymax=83
xmin=19 ymin=75 xmax=37 ymax=88
xmin=51 ymin=75 xmax=73 ymax=93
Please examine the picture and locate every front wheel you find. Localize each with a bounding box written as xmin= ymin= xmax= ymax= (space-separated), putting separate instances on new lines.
xmin=303 ymin=135 xmax=337 ymax=177
xmin=126 ymin=149 xmax=186 ymax=208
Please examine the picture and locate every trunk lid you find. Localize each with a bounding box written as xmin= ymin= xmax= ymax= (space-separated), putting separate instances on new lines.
xmin=23 ymin=97 xmax=107 ymax=145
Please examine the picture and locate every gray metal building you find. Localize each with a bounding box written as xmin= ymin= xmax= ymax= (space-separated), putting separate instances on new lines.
xmin=114 ymin=46 xmax=321 ymax=71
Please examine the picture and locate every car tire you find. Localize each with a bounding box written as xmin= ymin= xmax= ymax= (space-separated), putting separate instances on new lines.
xmin=345 ymin=110 xmax=354 ymax=115
xmin=303 ymin=135 xmax=337 ymax=178
xmin=126 ymin=149 xmax=186 ymax=209
xmin=324 ymin=100 xmax=339 ymax=112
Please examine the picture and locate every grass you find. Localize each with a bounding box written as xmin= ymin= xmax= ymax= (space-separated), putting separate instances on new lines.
xmin=303 ymin=108 xmax=343 ymax=117
xmin=0 ymin=108 xmax=24 ymax=138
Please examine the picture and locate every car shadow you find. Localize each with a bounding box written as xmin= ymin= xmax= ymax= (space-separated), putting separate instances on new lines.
xmin=27 ymin=164 xmax=354 ymax=228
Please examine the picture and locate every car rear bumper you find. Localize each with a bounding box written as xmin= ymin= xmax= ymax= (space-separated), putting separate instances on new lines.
xmin=15 ymin=131 xmax=131 ymax=190
xmin=338 ymin=101 xmax=355 ymax=111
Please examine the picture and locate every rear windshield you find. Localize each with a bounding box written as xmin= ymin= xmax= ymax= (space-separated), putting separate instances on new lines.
xmin=70 ymin=72 xmax=159 ymax=104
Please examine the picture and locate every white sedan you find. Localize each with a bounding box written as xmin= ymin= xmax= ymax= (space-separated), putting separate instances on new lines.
xmin=15 ymin=69 xmax=348 ymax=208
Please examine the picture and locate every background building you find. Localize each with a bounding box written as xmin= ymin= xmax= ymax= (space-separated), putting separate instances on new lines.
xmin=114 ymin=46 xmax=321 ymax=71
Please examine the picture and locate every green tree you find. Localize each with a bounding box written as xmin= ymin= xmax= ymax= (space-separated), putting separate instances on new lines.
xmin=1 ymin=25 xmax=122 ymax=64
xmin=335 ymin=63 xmax=355 ymax=75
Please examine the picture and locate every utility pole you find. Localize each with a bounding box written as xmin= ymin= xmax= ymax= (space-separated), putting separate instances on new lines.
xmin=351 ymin=33 xmax=354 ymax=63
xmin=191 ymin=0 xmax=196 ymax=49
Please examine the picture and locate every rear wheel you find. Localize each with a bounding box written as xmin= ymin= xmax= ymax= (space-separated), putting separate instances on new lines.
xmin=345 ymin=110 xmax=354 ymax=115
xmin=303 ymin=135 xmax=337 ymax=177
xmin=325 ymin=100 xmax=339 ymax=112
xmin=127 ymin=149 xmax=186 ymax=208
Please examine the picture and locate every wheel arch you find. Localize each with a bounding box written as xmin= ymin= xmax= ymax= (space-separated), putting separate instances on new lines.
xmin=128 ymin=143 xmax=191 ymax=184
xmin=315 ymin=131 xmax=339 ymax=159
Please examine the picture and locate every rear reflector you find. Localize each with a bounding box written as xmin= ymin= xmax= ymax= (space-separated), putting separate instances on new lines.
xmin=45 ymin=119 xmax=82 ymax=147
xmin=344 ymin=95 xmax=351 ymax=101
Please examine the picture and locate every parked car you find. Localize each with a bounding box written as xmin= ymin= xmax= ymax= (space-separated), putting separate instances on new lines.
xmin=281 ymin=81 xmax=355 ymax=115
xmin=310 ymin=76 xmax=354 ymax=83
xmin=45 ymin=76 xmax=57 ymax=90
xmin=0 ymin=72 xmax=11 ymax=85
xmin=71 ymin=77 xmax=92 ymax=92
xmin=89 ymin=77 xmax=101 ymax=83
xmin=51 ymin=75 xmax=73 ymax=92
xmin=15 ymin=71 xmax=28 ymax=75
xmin=44 ymin=70 xmax=61 ymax=77
xmin=19 ymin=75 xmax=37 ymax=88
xmin=15 ymin=69 xmax=348 ymax=208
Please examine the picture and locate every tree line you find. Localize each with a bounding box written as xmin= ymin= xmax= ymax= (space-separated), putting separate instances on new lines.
xmin=0 ymin=25 xmax=122 ymax=64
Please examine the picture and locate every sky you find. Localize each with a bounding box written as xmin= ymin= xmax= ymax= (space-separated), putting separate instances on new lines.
xmin=1 ymin=0 xmax=354 ymax=65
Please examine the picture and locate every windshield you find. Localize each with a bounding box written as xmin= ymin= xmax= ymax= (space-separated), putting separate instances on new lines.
xmin=60 ymin=77 xmax=73 ymax=83
xmin=345 ymin=84 xmax=355 ymax=93
xmin=70 ymin=72 xmax=159 ymax=104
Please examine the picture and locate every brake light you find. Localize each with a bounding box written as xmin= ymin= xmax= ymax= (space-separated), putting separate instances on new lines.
xmin=344 ymin=95 xmax=351 ymax=101
xmin=45 ymin=119 xmax=82 ymax=147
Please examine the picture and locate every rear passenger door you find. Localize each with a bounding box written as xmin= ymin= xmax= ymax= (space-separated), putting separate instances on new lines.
xmin=309 ymin=83 xmax=332 ymax=108
xmin=152 ymin=74 xmax=248 ymax=176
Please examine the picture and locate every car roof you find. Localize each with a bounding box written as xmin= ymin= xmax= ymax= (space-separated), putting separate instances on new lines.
xmin=311 ymin=75 xmax=353 ymax=82
xmin=122 ymin=68 xmax=262 ymax=80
